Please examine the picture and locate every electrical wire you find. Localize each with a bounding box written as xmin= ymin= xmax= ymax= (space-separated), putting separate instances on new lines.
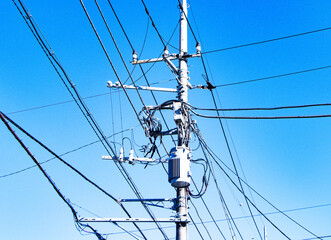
xmin=106 ymin=202 xmax=331 ymax=237
xmin=189 ymin=108 xmax=331 ymax=119
xmin=202 ymin=27 xmax=331 ymax=55
xmin=0 ymin=126 xmax=135 ymax=179
xmin=14 ymin=1 xmax=148 ymax=238
xmin=196 ymin=132 xmax=292 ymax=240
xmin=209 ymin=88 xmax=263 ymax=239
xmin=79 ymin=1 xmax=169 ymax=238
xmin=189 ymin=198 xmax=213 ymax=240
xmin=215 ymin=65 xmax=331 ymax=87
xmin=139 ymin=0 xmax=166 ymax=48
xmin=188 ymin=102 xmax=331 ymax=112
xmin=197 ymin=132 xmax=322 ymax=239
xmin=0 ymin=112 xmax=106 ymax=240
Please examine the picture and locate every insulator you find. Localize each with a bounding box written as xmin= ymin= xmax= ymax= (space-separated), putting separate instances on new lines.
xmin=119 ymin=147 xmax=124 ymax=162
xmin=129 ymin=149 xmax=134 ymax=162
xmin=196 ymin=42 xmax=201 ymax=54
xmin=164 ymin=46 xmax=169 ymax=56
xmin=132 ymin=50 xmax=138 ymax=62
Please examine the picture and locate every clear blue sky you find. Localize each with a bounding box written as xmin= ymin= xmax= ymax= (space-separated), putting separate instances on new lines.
xmin=0 ymin=0 xmax=330 ymax=239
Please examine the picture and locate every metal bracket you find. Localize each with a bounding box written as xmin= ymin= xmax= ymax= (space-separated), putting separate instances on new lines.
xmin=107 ymin=81 xmax=177 ymax=93
xmin=79 ymin=217 xmax=189 ymax=223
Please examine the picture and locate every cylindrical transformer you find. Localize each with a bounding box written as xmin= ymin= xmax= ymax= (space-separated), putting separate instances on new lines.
xmin=168 ymin=146 xmax=191 ymax=187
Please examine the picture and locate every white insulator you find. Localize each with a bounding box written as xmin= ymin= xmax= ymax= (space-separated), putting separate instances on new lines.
xmin=164 ymin=46 xmax=169 ymax=56
xmin=119 ymin=147 xmax=124 ymax=162
xmin=129 ymin=149 xmax=134 ymax=162
xmin=132 ymin=50 xmax=138 ymax=62
xmin=196 ymin=42 xmax=201 ymax=54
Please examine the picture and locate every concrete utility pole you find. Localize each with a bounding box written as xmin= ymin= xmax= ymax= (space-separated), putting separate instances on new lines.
xmin=104 ymin=1 xmax=201 ymax=239
xmin=176 ymin=0 xmax=189 ymax=239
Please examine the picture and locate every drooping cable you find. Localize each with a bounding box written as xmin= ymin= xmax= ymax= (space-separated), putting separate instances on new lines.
xmin=189 ymin=108 xmax=331 ymax=119
xmin=0 ymin=126 xmax=135 ymax=179
xmin=0 ymin=112 xmax=106 ymax=240
xmin=189 ymin=198 xmax=213 ymax=240
xmin=197 ymin=132 xmax=322 ymax=240
xmin=139 ymin=0 xmax=166 ymax=48
xmin=209 ymin=88 xmax=263 ymax=239
xmin=202 ymin=27 xmax=331 ymax=55
xmin=215 ymin=65 xmax=331 ymax=87
xmin=0 ymin=111 xmax=148 ymax=239
xmin=13 ymin=1 xmax=148 ymax=237
xmin=188 ymin=102 xmax=331 ymax=112
xmin=204 ymin=140 xmax=324 ymax=239
xmin=79 ymin=1 xmax=169 ymax=238
xmin=190 ymin=176 xmax=227 ymax=240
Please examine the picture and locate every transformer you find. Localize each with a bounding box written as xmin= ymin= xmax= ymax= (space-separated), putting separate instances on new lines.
xmin=168 ymin=146 xmax=191 ymax=188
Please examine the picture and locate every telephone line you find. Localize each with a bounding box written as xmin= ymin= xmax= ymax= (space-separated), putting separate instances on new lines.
xmin=216 ymin=65 xmax=331 ymax=87
xmin=1 ymin=111 xmax=147 ymax=239
xmin=79 ymin=1 xmax=169 ymax=238
xmin=202 ymin=26 xmax=331 ymax=55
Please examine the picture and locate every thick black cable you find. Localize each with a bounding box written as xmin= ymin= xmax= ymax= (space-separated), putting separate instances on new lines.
xmin=190 ymin=177 xmax=227 ymax=240
xmin=188 ymin=102 xmax=331 ymax=112
xmin=198 ymin=135 xmax=322 ymax=240
xmin=202 ymin=27 xmax=331 ymax=55
xmin=187 ymin=212 xmax=205 ymax=239
xmin=215 ymin=65 xmax=331 ymax=87
xmin=189 ymin=199 xmax=213 ymax=240
xmin=14 ymin=1 xmax=147 ymax=237
xmin=197 ymin=136 xmax=292 ymax=239
xmin=189 ymin=108 xmax=331 ymax=119
xmin=105 ymin=0 xmax=179 ymax=147
xmin=0 ymin=127 xmax=133 ymax=179
xmin=210 ymin=89 xmax=263 ymax=239
xmin=0 ymin=112 xmax=106 ymax=240
xmin=79 ymin=1 xmax=169 ymax=238
xmin=204 ymin=140 xmax=324 ymax=239
xmin=0 ymin=111 xmax=149 ymax=238
xmin=139 ymin=0 xmax=166 ymax=47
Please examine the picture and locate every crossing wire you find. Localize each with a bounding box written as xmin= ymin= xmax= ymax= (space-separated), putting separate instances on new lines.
xmin=13 ymin=0 xmax=147 ymax=238
xmin=0 ymin=112 xmax=106 ymax=240
xmin=188 ymin=102 xmax=331 ymax=112
xmin=215 ymin=65 xmax=331 ymax=87
xmin=105 ymin=0 xmax=179 ymax=147
xmin=79 ymin=1 xmax=169 ymax=239
xmin=177 ymin=0 xmax=263 ymax=237
xmin=197 ymin=134 xmax=323 ymax=240
xmin=0 ymin=126 xmax=135 ymax=179
xmin=0 ymin=112 xmax=148 ymax=239
xmin=202 ymin=27 xmax=331 ymax=55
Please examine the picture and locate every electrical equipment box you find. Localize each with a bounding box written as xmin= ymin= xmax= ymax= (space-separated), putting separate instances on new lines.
xmin=173 ymin=102 xmax=184 ymax=124
xmin=168 ymin=146 xmax=191 ymax=188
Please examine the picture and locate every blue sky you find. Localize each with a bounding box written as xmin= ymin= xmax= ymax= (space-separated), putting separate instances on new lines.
xmin=1 ymin=0 xmax=330 ymax=239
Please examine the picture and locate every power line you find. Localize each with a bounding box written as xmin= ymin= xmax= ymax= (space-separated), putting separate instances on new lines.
xmin=215 ymin=65 xmax=331 ymax=87
xmin=79 ymin=1 xmax=169 ymax=239
xmin=188 ymin=102 xmax=331 ymax=112
xmin=189 ymin=108 xmax=331 ymax=119
xmin=0 ymin=111 xmax=106 ymax=240
xmin=6 ymin=79 xmax=175 ymax=116
xmin=199 ymin=136 xmax=323 ymax=239
xmin=209 ymin=88 xmax=263 ymax=240
xmin=14 ymin=1 xmax=148 ymax=238
xmin=202 ymin=27 xmax=331 ymax=55
xmin=106 ymin=202 xmax=331 ymax=236
xmin=0 ymin=126 xmax=135 ymax=179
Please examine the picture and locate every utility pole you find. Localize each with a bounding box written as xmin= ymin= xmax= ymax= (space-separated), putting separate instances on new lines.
xmin=103 ymin=1 xmax=202 ymax=239
xmin=175 ymin=0 xmax=189 ymax=239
